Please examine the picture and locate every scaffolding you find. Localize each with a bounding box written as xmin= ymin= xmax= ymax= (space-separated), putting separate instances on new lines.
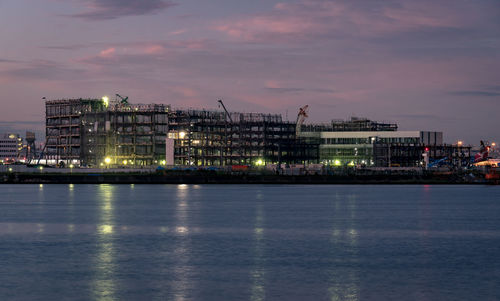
xmin=45 ymin=99 xmax=318 ymax=167
xmin=45 ymin=98 xmax=104 ymax=164
xmin=168 ymin=109 xmax=317 ymax=166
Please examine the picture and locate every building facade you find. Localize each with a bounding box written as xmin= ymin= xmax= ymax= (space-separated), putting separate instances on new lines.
xmin=299 ymin=128 xmax=444 ymax=167
xmin=0 ymin=133 xmax=22 ymax=163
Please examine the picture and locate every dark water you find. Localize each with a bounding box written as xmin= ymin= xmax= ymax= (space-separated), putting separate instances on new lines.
xmin=0 ymin=184 xmax=499 ymax=301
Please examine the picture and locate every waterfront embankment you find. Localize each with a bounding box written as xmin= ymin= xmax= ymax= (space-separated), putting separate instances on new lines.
xmin=0 ymin=167 xmax=488 ymax=184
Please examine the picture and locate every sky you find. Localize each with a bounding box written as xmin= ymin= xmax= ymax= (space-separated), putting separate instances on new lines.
xmin=0 ymin=0 xmax=499 ymax=144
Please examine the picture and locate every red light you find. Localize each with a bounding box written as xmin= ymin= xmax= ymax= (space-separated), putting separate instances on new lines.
xmin=424 ymin=147 xmax=430 ymax=152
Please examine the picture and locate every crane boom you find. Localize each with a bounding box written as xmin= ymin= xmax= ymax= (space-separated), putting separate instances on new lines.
xmin=115 ymin=94 xmax=129 ymax=104
xmin=217 ymin=99 xmax=233 ymax=123
xmin=296 ymin=105 xmax=309 ymax=136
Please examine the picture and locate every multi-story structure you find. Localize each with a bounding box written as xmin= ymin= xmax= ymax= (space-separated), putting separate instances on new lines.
xmin=299 ymin=116 xmax=450 ymax=167
xmin=167 ymin=109 xmax=317 ymax=166
xmin=45 ymin=98 xmax=103 ymax=164
xmin=0 ymin=133 xmax=22 ymax=163
xmin=45 ymin=98 xmax=468 ymax=168
xmin=45 ymin=98 xmax=318 ymax=167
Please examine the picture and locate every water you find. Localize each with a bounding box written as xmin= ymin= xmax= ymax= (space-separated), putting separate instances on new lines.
xmin=0 ymin=184 xmax=499 ymax=301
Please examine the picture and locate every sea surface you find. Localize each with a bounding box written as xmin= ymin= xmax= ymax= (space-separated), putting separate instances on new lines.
xmin=0 ymin=184 xmax=499 ymax=301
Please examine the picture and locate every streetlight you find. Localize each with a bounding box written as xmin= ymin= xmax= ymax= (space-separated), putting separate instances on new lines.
xmin=457 ymin=140 xmax=463 ymax=146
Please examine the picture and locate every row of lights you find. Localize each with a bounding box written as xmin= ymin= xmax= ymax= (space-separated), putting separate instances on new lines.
xmin=99 ymin=157 xmax=168 ymax=166
xmin=457 ymin=141 xmax=496 ymax=147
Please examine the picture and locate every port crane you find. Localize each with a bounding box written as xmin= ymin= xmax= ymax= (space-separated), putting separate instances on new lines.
xmin=296 ymin=105 xmax=309 ymax=136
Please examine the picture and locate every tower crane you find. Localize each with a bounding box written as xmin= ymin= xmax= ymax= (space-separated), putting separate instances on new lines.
xmin=217 ymin=99 xmax=245 ymax=162
xmin=296 ymin=105 xmax=309 ymax=136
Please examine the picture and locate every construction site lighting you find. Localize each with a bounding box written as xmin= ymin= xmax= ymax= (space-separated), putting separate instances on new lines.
xmin=179 ymin=131 xmax=186 ymax=139
xmin=255 ymin=159 xmax=264 ymax=166
xmin=123 ymin=160 xmax=127 ymax=165
xmin=104 ymin=157 xmax=112 ymax=164
xmin=102 ymin=96 xmax=109 ymax=107
xmin=334 ymin=160 xmax=341 ymax=166
xmin=69 ymin=164 xmax=74 ymax=168
xmin=161 ymin=160 xmax=166 ymax=165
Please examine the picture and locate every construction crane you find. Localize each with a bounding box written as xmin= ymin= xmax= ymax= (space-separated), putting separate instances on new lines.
xmin=296 ymin=105 xmax=309 ymax=136
xmin=115 ymin=94 xmax=129 ymax=105
xmin=217 ymin=99 xmax=245 ymax=163
xmin=217 ymin=99 xmax=233 ymax=122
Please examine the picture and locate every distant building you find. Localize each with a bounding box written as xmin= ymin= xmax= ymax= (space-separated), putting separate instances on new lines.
xmin=0 ymin=133 xmax=22 ymax=163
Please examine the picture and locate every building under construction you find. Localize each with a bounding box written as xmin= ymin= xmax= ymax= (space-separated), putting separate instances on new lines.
xmin=45 ymin=97 xmax=318 ymax=167
xmin=45 ymin=96 xmax=471 ymax=168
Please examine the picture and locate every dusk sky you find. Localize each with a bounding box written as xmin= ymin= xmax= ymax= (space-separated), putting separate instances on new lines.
xmin=0 ymin=0 xmax=499 ymax=144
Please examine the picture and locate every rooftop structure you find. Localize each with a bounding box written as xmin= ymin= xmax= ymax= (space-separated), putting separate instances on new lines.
xmin=301 ymin=117 xmax=398 ymax=132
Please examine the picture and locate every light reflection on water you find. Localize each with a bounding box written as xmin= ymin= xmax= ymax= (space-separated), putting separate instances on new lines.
xmin=250 ymin=201 xmax=266 ymax=301
xmin=329 ymin=192 xmax=359 ymax=301
xmin=171 ymin=183 xmax=193 ymax=301
xmin=92 ymin=184 xmax=116 ymax=301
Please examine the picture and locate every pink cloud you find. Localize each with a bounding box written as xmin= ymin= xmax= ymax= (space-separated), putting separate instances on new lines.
xmin=145 ymin=45 xmax=165 ymax=54
xmin=215 ymin=0 xmax=464 ymax=43
xmin=99 ymin=47 xmax=116 ymax=57
xmin=265 ymin=80 xmax=281 ymax=89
